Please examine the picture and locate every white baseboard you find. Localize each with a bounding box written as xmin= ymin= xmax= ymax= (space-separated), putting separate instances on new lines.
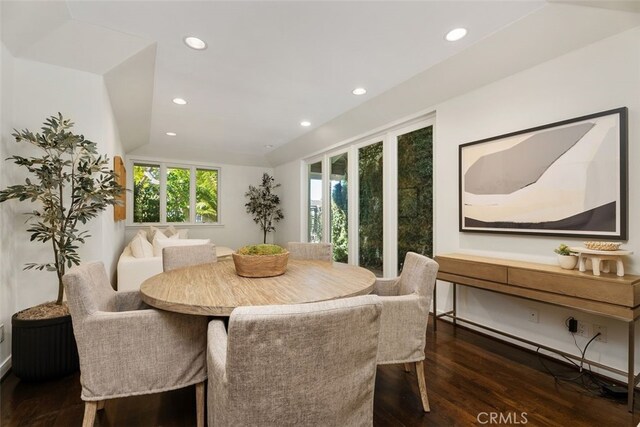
xmin=1 ymin=355 xmax=11 ymax=379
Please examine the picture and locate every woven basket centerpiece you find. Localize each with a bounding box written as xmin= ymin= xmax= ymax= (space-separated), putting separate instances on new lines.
xmin=584 ymin=241 xmax=622 ymax=251
xmin=232 ymin=244 xmax=289 ymax=278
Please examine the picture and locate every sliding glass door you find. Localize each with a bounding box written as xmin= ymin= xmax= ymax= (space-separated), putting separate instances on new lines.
xmin=304 ymin=118 xmax=433 ymax=277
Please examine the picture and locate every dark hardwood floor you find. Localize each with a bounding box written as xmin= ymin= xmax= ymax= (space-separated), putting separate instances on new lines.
xmin=2 ymin=319 xmax=638 ymax=426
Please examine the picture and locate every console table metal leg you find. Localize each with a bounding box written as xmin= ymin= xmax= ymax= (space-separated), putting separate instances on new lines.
xmin=629 ymin=321 xmax=635 ymax=412
xmin=452 ymin=283 xmax=457 ymax=327
xmin=433 ymin=285 xmax=437 ymax=332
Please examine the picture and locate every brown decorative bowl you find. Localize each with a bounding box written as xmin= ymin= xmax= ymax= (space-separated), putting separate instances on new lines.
xmin=232 ymin=251 xmax=289 ymax=278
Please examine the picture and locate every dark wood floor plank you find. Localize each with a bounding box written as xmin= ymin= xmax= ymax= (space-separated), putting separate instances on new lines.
xmin=2 ymin=318 xmax=639 ymax=426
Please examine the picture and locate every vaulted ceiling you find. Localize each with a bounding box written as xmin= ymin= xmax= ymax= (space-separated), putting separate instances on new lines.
xmin=2 ymin=1 xmax=639 ymax=166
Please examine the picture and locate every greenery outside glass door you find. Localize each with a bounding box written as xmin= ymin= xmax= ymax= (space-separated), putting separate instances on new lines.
xmin=358 ymin=142 xmax=383 ymax=276
xmin=397 ymin=126 xmax=433 ymax=272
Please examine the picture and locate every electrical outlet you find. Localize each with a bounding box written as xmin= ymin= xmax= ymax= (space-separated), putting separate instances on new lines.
xmin=0 ymin=324 xmax=4 ymax=343
xmin=528 ymin=309 xmax=539 ymax=323
xmin=593 ymin=324 xmax=607 ymax=342
xmin=577 ymin=320 xmax=588 ymax=337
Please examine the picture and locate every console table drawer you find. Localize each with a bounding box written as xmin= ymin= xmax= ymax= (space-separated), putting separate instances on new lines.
xmin=437 ymin=256 xmax=507 ymax=283
xmin=508 ymin=268 xmax=635 ymax=307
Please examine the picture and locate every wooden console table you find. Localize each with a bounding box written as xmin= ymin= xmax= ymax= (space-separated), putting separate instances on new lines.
xmin=434 ymin=253 xmax=640 ymax=412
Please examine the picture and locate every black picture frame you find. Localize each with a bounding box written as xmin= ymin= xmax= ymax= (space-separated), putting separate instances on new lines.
xmin=459 ymin=107 xmax=628 ymax=239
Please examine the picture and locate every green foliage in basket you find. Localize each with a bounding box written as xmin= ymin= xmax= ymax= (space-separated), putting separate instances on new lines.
xmin=237 ymin=244 xmax=286 ymax=256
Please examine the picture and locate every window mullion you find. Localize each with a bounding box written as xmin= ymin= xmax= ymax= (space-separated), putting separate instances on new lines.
xmin=347 ymin=146 xmax=358 ymax=265
xmin=190 ymin=166 xmax=197 ymax=223
xmin=160 ymin=164 xmax=167 ymax=223
xmin=215 ymin=168 xmax=221 ymax=225
xmin=300 ymin=161 xmax=308 ymax=241
xmin=322 ymin=155 xmax=330 ymax=244
xmin=383 ymin=132 xmax=398 ymax=278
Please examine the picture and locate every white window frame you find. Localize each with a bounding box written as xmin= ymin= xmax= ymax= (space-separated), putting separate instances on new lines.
xmin=126 ymin=157 xmax=223 ymax=226
xmin=327 ymin=149 xmax=350 ymax=261
xmin=302 ymin=113 xmax=435 ymax=277
xmin=303 ymin=154 xmax=325 ymax=243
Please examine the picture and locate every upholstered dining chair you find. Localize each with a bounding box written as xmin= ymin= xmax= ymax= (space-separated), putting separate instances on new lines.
xmin=287 ymin=241 xmax=333 ymax=261
xmin=372 ymin=252 xmax=439 ymax=412
xmin=207 ymin=295 xmax=383 ymax=426
xmin=162 ymin=243 xmax=217 ymax=271
xmin=63 ymin=262 xmax=208 ymax=427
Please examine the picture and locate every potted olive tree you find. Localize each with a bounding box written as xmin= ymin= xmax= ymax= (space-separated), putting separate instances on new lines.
xmin=244 ymin=173 xmax=284 ymax=244
xmin=0 ymin=113 xmax=122 ymax=380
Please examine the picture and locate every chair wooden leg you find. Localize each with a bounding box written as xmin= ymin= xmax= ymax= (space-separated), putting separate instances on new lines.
xmin=196 ymin=381 xmax=205 ymax=427
xmin=416 ymin=361 xmax=430 ymax=412
xmin=403 ymin=363 xmax=412 ymax=373
xmin=82 ymin=401 xmax=98 ymax=427
xmin=96 ymin=400 xmax=105 ymax=411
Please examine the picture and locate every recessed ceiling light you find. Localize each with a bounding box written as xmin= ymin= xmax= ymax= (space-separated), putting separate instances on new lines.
xmin=172 ymin=98 xmax=187 ymax=105
xmin=166 ymin=132 xmax=177 ymax=136
xmin=184 ymin=36 xmax=207 ymax=50
xmin=445 ymin=28 xmax=467 ymax=42
xmin=300 ymin=121 xmax=311 ymax=127
xmin=264 ymin=144 xmax=274 ymax=149
xmin=352 ymin=87 xmax=367 ymax=96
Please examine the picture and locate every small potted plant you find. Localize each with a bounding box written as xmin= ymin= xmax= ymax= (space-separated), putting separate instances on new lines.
xmin=554 ymin=243 xmax=577 ymax=270
xmin=232 ymin=244 xmax=289 ymax=278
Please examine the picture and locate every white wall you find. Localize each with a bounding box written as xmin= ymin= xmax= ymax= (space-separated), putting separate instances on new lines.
xmin=435 ymin=26 xmax=640 ymax=379
xmin=273 ymin=159 xmax=302 ymax=246
xmin=99 ymin=85 xmax=126 ymax=284
xmin=0 ymin=42 xmax=17 ymax=377
xmin=0 ymin=56 xmax=126 ymax=375
xmin=274 ymin=27 xmax=640 ymax=380
xmin=124 ymin=160 xmax=275 ymax=251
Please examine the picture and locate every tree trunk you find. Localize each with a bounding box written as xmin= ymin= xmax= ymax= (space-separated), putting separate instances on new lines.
xmin=263 ymin=229 xmax=267 ymax=244
xmin=56 ymin=274 xmax=64 ymax=305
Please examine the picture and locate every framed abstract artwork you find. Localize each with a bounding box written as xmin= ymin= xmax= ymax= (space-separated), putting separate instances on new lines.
xmin=459 ymin=107 xmax=627 ymax=239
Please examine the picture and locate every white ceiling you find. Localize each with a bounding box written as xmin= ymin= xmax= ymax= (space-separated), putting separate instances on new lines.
xmin=1 ymin=1 xmax=638 ymax=166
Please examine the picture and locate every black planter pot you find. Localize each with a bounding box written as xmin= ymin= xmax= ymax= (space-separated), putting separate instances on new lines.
xmin=11 ymin=312 xmax=79 ymax=381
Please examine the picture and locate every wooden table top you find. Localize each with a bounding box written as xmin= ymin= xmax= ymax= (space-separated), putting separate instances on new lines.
xmin=140 ymin=259 xmax=377 ymax=316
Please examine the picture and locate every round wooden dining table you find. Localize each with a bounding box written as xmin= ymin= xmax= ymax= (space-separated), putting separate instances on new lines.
xmin=140 ymin=258 xmax=376 ymax=316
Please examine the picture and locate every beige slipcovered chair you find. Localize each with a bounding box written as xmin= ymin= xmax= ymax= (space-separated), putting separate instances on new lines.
xmin=287 ymin=241 xmax=333 ymax=261
xmin=207 ymin=295 xmax=382 ymax=426
xmin=373 ymin=252 xmax=439 ymax=412
xmin=162 ymin=243 xmax=217 ymax=272
xmin=63 ymin=262 xmax=208 ymax=427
